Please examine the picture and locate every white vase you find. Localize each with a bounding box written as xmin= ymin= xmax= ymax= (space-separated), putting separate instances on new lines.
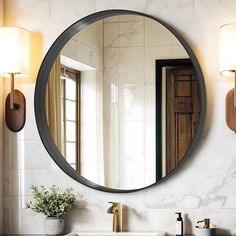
xmin=44 ymin=217 xmax=64 ymax=235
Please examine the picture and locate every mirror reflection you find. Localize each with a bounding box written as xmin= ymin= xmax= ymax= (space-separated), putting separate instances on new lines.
xmin=46 ymin=14 xmax=200 ymax=189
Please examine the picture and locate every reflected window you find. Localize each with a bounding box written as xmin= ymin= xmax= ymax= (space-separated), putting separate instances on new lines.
xmin=61 ymin=68 xmax=80 ymax=172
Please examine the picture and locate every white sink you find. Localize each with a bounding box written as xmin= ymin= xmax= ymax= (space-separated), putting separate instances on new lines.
xmin=66 ymin=232 xmax=165 ymax=236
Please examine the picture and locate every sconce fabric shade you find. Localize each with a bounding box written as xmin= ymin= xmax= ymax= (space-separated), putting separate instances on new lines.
xmin=0 ymin=27 xmax=29 ymax=77
xmin=219 ymin=23 xmax=236 ymax=76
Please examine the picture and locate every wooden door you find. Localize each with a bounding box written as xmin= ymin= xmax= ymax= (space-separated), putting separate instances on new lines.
xmin=166 ymin=67 xmax=199 ymax=174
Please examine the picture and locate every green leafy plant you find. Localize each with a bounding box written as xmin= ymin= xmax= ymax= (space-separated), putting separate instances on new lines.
xmin=26 ymin=185 xmax=77 ymax=218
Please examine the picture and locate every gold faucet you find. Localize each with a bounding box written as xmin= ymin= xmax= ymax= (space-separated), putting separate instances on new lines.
xmin=107 ymin=202 xmax=122 ymax=232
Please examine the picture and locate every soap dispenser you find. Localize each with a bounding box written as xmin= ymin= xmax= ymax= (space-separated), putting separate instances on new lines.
xmin=175 ymin=212 xmax=183 ymax=236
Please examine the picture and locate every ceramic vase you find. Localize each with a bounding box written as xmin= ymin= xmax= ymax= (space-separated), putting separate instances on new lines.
xmin=44 ymin=217 xmax=64 ymax=235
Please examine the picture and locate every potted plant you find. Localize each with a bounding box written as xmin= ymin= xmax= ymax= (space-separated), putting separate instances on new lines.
xmin=26 ymin=185 xmax=77 ymax=235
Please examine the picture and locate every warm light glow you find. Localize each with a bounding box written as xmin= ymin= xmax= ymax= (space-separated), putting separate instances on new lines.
xmin=219 ymin=24 xmax=236 ymax=76
xmin=0 ymin=27 xmax=29 ymax=77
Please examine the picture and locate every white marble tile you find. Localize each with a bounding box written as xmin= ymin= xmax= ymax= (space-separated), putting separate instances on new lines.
xmin=20 ymin=84 xmax=41 ymax=140
xmin=222 ymin=195 xmax=236 ymax=209
xmin=118 ymin=121 xmax=145 ymax=189
xmin=145 ymin=18 xmax=172 ymax=47
xmin=123 ymin=195 xmax=146 ymax=231
xmin=187 ymin=139 xmax=236 ymax=170
xmin=64 ymin=195 xmax=129 ymax=231
xmin=49 ymin=158 xmax=62 ymax=171
xmin=146 ymin=0 xmax=194 ymax=20
xmin=118 ymin=83 xmax=145 ymax=121
xmin=104 ymin=16 xmax=118 ymax=23
xmin=119 ymin=65 xmax=145 ymax=84
xmin=104 ymin=48 xmax=119 ymax=67
xmin=9 ymin=169 xmax=90 ymax=196
xmin=51 ymin=0 xmax=96 ymax=20
xmin=10 ymin=140 xmax=51 ymax=170
xmin=144 ymin=85 xmax=155 ymax=121
xmin=103 ymin=67 xmax=119 ymax=88
xmin=10 ymin=208 xmax=45 ymax=234
xmin=63 ymin=40 xmax=102 ymax=69
xmin=67 ymin=195 xmax=148 ymax=232
xmin=61 ymin=39 xmax=80 ymax=62
xmin=146 ymin=208 xmax=193 ymax=234
xmin=212 ymin=165 xmax=236 ymax=196
xmin=73 ymin=20 xmax=103 ymax=49
xmin=4 ymin=195 xmax=32 ymax=209
xmin=144 ymin=193 xmax=232 ymax=210
xmin=144 ymin=121 xmax=156 ymax=186
xmin=119 ymin=15 xmax=144 ymax=22
xmin=95 ymin=0 xmax=147 ymax=12
xmin=202 ymin=80 xmax=236 ymax=140
xmin=119 ymin=21 xmax=144 ymax=47
xmin=145 ymin=45 xmax=171 ymax=84
xmin=144 ymin=195 xmax=200 ymax=209
xmin=103 ymin=67 xmax=119 ymax=123
xmin=119 ymin=47 xmax=145 ymax=67
xmin=104 ymin=22 xmax=119 ymax=48
xmin=171 ymin=34 xmax=182 ymax=45
xmin=171 ymin=45 xmax=189 ymax=59
xmin=146 ymin=168 xmax=227 ymax=195
xmin=194 ymin=0 xmax=236 ymax=16
xmin=145 ymin=46 xmax=172 ymax=61
xmin=3 ymin=139 xmax=11 ymax=196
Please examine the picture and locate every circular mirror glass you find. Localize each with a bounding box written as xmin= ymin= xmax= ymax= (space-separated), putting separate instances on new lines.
xmin=35 ymin=11 xmax=206 ymax=192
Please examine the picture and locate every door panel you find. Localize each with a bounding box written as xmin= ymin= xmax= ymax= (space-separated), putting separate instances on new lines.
xmin=166 ymin=67 xmax=199 ymax=173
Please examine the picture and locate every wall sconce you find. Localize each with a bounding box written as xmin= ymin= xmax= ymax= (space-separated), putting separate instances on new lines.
xmin=0 ymin=27 xmax=29 ymax=132
xmin=219 ymin=23 xmax=236 ymax=132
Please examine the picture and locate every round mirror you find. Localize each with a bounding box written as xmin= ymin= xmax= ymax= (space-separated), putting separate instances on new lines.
xmin=35 ymin=10 xmax=206 ymax=192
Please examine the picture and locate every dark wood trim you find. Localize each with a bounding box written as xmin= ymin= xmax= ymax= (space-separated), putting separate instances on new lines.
xmin=35 ymin=10 xmax=206 ymax=193
xmin=62 ymin=78 xmax=66 ymax=157
xmin=5 ymin=89 xmax=26 ymax=132
xmin=61 ymin=67 xmax=81 ymax=172
xmin=225 ymin=89 xmax=236 ymax=132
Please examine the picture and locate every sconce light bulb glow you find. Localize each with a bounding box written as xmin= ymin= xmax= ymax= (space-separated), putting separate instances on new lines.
xmin=0 ymin=27 xmax=29 ymax=78
xmin=219 ymin=23 xmax=236 ymax=77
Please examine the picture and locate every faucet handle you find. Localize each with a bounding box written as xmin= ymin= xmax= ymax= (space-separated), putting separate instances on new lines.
xmin=108 ymin=201 xmax=117 ymax=205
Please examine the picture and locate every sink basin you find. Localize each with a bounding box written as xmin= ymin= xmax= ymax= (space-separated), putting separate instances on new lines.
xmin=66 ymin=232 xmax=165 ymax=236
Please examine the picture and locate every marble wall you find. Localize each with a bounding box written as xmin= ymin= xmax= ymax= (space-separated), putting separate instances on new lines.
xmin=2 ymin=0 xmax=236 ymax=235
xmin=103 ymin=15 xmax=188 ymax=189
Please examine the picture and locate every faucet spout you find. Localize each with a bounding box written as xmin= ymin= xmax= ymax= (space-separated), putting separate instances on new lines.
xmin=107 ymin=202 xmax=122 ymax=232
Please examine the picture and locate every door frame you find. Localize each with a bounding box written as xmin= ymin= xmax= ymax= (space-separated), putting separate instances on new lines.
xmin=155 ymin=59 xmax=193 ymax=181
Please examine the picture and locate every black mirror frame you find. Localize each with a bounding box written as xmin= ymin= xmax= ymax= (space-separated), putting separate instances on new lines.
xmin=34 ymin=10 xmax=206 ymax=193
